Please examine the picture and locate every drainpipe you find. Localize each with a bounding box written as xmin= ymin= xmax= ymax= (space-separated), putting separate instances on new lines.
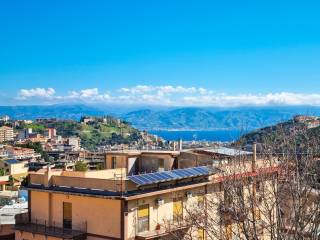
xmin=252 ymin=143 xmax=257 ymax=172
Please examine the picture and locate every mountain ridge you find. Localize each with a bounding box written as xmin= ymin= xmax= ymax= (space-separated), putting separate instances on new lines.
xmin=1 ymin=104 xmax=320 ymax=131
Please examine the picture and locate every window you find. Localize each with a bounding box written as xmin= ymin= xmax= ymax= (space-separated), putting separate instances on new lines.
xmin=173 ymin=198 xmax=183 ymax=222
xmin=198 ymin=228 xmax=205 ymax=240
xmin=198 ymin=195 xmax=205 ymax=208
xmin=256 ymin=181 xmax=263 ymax=192
xmin=63 ymin=202 xmax=72 ymax=229
xmin=253 ymin=208 xmax=261 ymax=220
xmin=111 ymin=156 xmax=117 ymax=169
xmin=138 ymin=204 xmax=149 ymax=232
xmin=225 ymin=224 xmax=232 ymax=240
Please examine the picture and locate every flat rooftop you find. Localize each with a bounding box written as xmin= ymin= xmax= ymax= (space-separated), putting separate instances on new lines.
xmin=26 ymin=166 xmax=218 ymax=199
xmin=106 ymin=150 xmax=180 ymax=156
xmin=193 ymin=147 xmax=252 ymax=156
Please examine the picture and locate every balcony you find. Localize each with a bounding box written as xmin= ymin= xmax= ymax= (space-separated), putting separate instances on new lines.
xmin=15 ymin=213 xmax=87 ymax=240
xmin=135 ymin=221 xmax=189 ymax=240
xmin=219 ymin=204 xmax=246 ymax=224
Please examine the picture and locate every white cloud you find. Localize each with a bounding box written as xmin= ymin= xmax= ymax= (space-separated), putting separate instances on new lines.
xmin=18 ymin=88 xmax=56 ymax=99
xmin=119 ymin=85 xmax=154 ymax=94
xmin=15 ymin=86 xmax=320 ymax=107
xmin=119 ymin=85 xmax=201 ymax=95
xmin=182 ymin=92 xmax=320 ymax=107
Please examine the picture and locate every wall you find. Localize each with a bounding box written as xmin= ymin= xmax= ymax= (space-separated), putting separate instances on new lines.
xmin=105 ymin=155 xmax=128 ymax=170
xmin=25 ymin=191 xmax=122 ymax=240
xmin=15 ymin=231 xmax=61 ymax=240
xmin=137 ymin=154 xmax=174 ymax=173
xmin=51 ymin=175 xmax=127 ymax=192
xmin=0 ymin=224 xmax=14 ymax=238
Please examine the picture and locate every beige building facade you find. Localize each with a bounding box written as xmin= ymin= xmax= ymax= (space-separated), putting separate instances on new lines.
xmin=15 ymin=153 xmax=278 ymax=240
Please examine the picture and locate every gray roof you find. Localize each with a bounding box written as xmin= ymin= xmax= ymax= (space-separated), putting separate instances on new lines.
xmin=0 ymin=202 xmax=28 ymax=225
xmin=197 ymin=147 xmax=252 ymax=156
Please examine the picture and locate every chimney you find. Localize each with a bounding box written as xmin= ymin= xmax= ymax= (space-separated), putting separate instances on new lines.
xmin=179 ymin=139 xmax=183 ymax=151
xmin=44 ymin=163 xmax=52 ymax=187
xmin=252 ymin=143 xmax=256 ymax=172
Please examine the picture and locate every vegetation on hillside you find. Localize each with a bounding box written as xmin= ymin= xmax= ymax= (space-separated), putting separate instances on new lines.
xmin=15 ymin=117 xmax=143 ymax=151
xmin=238 ymin=119 xmax=320 ymax=153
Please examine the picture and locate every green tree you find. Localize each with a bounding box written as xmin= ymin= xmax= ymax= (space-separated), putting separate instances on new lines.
xmin=74 ymin=161 xmax=88 ymax=172
xmin=96 ymin=163 xmax=104 ymax=170
xmin=8 ymin=175 xmax=14 ymax=187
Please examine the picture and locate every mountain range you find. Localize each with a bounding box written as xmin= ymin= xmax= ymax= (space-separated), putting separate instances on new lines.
xmin=1 ymin=104 xmax=320 ymax=131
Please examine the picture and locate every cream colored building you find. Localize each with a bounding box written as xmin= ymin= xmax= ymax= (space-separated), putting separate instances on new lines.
xmin=15 ymin=153 xmax=278 ymax=240
xmin=0 ymin=126 xmax=14 ymax=142
xmin=0 ymin=159 xmax=28 ymax=176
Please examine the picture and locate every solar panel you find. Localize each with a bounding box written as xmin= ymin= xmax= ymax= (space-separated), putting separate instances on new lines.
xmin=5 ymin=159 xmax=20 ymax=165
xmin=128 ymin=166 xmax=214 ymax=186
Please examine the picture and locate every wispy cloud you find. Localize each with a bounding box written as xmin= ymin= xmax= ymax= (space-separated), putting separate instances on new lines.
xmin=14 ymin=86 xmax=320 ymax=107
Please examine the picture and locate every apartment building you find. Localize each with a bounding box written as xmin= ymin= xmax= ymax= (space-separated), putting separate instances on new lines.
xmin=14 ymin=151 xmax=278 ymax=240
xmin=0 ymin=126 xmax=14 ymax=142
xmin=0 ymin=145 xmax=41 ymax=161
xmin=46 ymin=128 xmax=57 ymax=139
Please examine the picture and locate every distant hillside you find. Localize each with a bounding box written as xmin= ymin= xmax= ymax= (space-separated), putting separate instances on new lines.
xmin=239 ymin=116 xmax=320 ymax=151
xmin=2 ymin=105 xmax=320 ymax=131
xmin=0 ymin=105 xmax=104 ymax=120
xmin=123 ymin=107 xmax=320 ymax=130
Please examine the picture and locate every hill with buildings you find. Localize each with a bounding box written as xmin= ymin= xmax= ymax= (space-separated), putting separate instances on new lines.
xmin=238 ymin=115 xmax=320 ymax=151
xmin=13 ymin=117 xmax=145 ymax=151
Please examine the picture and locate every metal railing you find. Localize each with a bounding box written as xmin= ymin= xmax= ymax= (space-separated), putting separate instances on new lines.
xmin=15 ymin=213 xmax=87 ymax=239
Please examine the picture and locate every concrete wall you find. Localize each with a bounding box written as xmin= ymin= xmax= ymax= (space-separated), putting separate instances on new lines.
xmin=178 ymin=151 xmax=221 ymax=168
xmin=105 ymin=155 xmax=128 ymax=170
xmin=137 ymin=154 xmax=174 ymax=173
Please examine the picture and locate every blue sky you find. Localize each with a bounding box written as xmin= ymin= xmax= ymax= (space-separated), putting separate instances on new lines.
xmin=1 ymin=0 xmax=320 ymax=106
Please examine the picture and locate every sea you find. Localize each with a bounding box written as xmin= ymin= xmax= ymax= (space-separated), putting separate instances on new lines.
xmin=149 ymin=129 xmax=247 ymax=142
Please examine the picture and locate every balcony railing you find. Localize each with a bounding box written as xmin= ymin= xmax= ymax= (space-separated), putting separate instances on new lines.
xmin=15 ymin=213 xmax=87 ymax=240
xmin=135 ymin=220 xmax=190 ymax=240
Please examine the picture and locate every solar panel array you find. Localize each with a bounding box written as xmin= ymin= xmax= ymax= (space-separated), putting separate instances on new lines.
xmin=128 ymin=166 xmax=212 ymax=186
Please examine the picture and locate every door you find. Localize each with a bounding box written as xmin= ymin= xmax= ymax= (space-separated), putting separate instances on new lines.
xmin=63 ymin=202 xmax=72 ymax=229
